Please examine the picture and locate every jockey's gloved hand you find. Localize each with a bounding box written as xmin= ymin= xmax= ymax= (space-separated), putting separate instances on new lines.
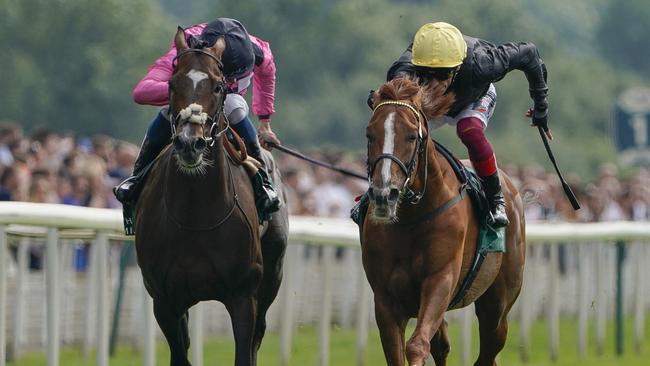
xmin=367 ymin=90 xmax=375 ymax=110
xmin=526 ymin=104 xmax=553 ymax=140
xmin=532 ymin=106 xmax=548 ymax=131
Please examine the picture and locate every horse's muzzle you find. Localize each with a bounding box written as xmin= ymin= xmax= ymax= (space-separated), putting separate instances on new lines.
xmin=369 ymin=186 xmax=400 ymax=220
xmin=369 ymin=186 xmax=400 ymax=204
xmin=173 ymin=135 xmax=207 ymax=166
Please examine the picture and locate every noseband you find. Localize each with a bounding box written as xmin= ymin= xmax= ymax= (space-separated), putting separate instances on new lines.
xmin=170 ymin=48 xmax=228 ymax=146
xmin=369 ymin=100 xmax=429 ymax=204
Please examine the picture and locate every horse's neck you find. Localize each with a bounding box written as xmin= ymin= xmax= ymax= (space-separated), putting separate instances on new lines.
xmin=163 ymin=144 xmax=233 ymax=211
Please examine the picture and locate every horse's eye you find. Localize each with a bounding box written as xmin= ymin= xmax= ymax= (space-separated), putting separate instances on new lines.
xmin=407 ymin=134 xmax=417 ymax=142
xmin=214 ymin=81 xmax=225 ymax=93
xmin=366 ymin=134 xmax=375 ymax=143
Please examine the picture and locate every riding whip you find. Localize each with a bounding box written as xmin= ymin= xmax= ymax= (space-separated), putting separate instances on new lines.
xmin=538 ymin=126 xmax=581 ymax=210
xmin=271 ymin=143 xmax=367 ymax=181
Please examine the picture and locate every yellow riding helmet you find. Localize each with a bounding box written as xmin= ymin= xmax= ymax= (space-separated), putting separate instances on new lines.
xmin=412 ymin=22 xmax=467 ymax=68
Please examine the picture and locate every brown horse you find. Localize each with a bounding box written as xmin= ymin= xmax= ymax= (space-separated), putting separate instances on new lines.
xmin=362 ymin=78 xmax=525 ymax=366
xmin=135 ymin=28 xmax=289 ymax=366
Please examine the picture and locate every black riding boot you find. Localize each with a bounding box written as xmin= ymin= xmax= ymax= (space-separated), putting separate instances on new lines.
xmin=482 ymin=172 xmax=509 ymax=228
xmin=246 ymin=139 xmax=281 ymax=222
xmin=113 ymin=136 xmax=162 ymax=204
xmin=350 ymin=192 xmax=370 ymax=226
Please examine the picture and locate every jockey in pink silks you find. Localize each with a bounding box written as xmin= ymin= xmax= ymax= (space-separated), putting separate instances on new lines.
xmin=114 ymin=18 xmax=281 ymax=221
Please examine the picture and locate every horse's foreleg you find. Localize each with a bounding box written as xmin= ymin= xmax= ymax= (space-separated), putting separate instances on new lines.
xmin=375 ymin=295 xmax=408 ymax=366
xmin=430 ymin=318 xmax=450 ymax=366
xmin=153 ymin=300 xmax=191 ymax=366
xmin=406 ymin=274 xmax=453 ymax=366
xmin=226 ymin=296 xmax=257 ymax=366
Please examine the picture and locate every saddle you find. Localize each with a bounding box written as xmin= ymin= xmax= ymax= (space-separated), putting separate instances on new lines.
xmin=351 ymin=139 xmax=505 ymax=309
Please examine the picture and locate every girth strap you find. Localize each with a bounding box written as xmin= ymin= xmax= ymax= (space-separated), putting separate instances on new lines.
xmin=448 ymin=248 xmax=486 ymax=310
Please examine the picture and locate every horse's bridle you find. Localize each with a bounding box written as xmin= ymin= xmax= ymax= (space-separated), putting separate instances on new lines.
xmin=170 ymin=48 xmax=228 ymax=146
xmin=368 ymin=100 xmax=429 ymax=204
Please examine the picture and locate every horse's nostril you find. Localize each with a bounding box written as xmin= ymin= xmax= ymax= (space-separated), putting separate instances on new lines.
xmin=375 ymin=190 xmax=388 ymax=205
xmin=388 ymin=188 xmax=400 ymax=202
xmin=194 ymin=137 xmax=207 ymax=151
xmin=173 ymin=136 xmax=184 ymax=151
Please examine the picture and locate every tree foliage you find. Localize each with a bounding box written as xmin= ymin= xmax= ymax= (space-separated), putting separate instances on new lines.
xmin=598 ymin=0 xmax=650 ymax=78
xmin=0 ymin=0 xmax=170 ymax=139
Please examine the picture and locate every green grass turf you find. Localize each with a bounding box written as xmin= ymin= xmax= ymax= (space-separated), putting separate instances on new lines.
xmin=12 ymin=316 xmax=650 ymax=365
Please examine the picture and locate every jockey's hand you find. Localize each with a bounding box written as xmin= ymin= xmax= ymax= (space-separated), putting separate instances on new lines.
xmin=526 ymin=107 xmax=553 ymax=140
xmin=258 ymin=119 xmax=281 ymax=150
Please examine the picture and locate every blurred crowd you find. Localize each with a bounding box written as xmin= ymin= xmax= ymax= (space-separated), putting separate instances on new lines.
xmin=279 ymin=154 xmax=650 ymax=223
xmin=1 ymin=121 xmax=649 ymax=224
xmin=0 ymin=122 xmax=133 ymax=209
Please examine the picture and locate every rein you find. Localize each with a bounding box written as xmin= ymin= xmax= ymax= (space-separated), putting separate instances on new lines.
xmin=369 ymin=100 xmax=428 ymax=204
xmin=271 ymin=143 xmax=367 ymax=180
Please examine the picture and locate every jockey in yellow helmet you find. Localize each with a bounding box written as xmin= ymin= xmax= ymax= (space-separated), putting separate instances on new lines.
xmin=383 ymin=22 xmax=550 ymax=227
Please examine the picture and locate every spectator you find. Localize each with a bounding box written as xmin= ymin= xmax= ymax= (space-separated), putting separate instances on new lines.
xmin=28 ymin=172 xmax=58 ymax=203
xmin=0 ymin=121 xmax=22 ymax=167
xmin=109 ymin=142 xmax=138 ymax=182
xmin=0 ymin=166 xmax=20 ymax=201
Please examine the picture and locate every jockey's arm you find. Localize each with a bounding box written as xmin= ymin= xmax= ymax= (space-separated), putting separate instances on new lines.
xmin=250 ymin=35 xmax=276 ymax=122
xmin=473 ymin=42 xmax=549 ymax=111
xmin=250 ymin=35 xmax=280 ymax=148
xmin=133 ymin=25 xmax=206 ymax=106
xmin=132 ymin=49 xmax=174 ymax=106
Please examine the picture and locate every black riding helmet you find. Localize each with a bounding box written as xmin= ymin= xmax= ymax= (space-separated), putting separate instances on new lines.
xmin=196 ymin=18 xmax=255 ymax=80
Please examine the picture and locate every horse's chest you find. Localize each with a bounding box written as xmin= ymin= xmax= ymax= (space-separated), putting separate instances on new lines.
xmin=363 ymin=227 xmax=461 ymax=313
xmin=363 ymin=245 xmax=418 ymax=301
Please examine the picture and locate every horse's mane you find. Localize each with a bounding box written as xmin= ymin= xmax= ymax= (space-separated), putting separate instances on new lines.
xmin=376 ymin=78 xmax=421 ymax=102
xmin=375 ymin=77 xmax=456 ymax=120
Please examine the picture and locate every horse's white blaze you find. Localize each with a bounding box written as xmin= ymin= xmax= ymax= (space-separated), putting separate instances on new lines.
xmin=180 ymin=123 xmax=194 ymax=139
xmin=186 ymin=69 xmax=208 ymax=91
xmin=381 ymin=112 xmax=396 ymax=185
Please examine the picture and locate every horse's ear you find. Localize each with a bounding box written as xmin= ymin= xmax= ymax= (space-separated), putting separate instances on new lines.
xmin=207 ymin=36 xmax=226 ymax=59
xmin=370 ymin=89 xmax=381 ymax=109
xmin=174 ymin=26 xmax=188 ymax=51
xmin=413 ymin=89 xmax=423 ymax=107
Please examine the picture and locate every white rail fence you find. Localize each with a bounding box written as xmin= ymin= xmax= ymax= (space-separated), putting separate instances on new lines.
xmin=0 ymin=202 xmax=649 ymax=366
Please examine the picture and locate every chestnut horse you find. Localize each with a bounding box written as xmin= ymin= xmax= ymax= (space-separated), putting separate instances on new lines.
xmin=136 ymin=28 xmax=288 ymax=366
xmin=362 ymin=78 xmax=525 ymax=366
